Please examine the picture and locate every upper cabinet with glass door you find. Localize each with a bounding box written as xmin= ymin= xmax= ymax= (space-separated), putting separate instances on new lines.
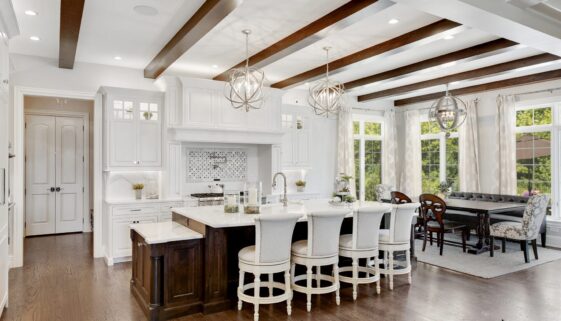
xmin=100 ymin=87 xmax=164 ymax=170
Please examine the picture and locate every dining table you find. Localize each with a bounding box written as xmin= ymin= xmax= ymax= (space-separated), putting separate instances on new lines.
xmin=443 ymin=198 xmax=528 ymax=254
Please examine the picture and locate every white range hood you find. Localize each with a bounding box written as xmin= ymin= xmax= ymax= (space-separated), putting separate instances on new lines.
xmin=161 ymin=76 xmax=284 ymax=145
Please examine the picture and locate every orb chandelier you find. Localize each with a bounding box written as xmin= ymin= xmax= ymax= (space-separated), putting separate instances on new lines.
xmin=225 ymin=29 xmax=265 ymax=112
xmin=429 ymin=84 xmax=467 ymax=137
xmin=308 ymin=47 xmax=344 ymax=117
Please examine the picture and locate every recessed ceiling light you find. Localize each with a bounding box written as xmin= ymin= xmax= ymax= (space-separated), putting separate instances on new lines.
xmin=212 ymin=64 xmax=218 ymax=69
xmin=29 ymin=36 xmax=40 ymax=41
xmin=444 ymin=35 xmax=455 ymax=40
xmin=133 ymin=5 xmax=159 ymax=16
xmin=388 ymin=18 xmax=399 ymax=24
xmin=113 ymin=56 xmax=122 ymax=61
xmin=25 ymin=10 xmax=38 ymax=16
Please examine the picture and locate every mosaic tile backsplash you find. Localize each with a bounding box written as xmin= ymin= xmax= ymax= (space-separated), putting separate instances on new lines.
xmin=187 ymin=149 xmax=247 ymax=182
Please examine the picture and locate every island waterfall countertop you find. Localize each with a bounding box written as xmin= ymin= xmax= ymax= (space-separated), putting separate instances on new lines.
xmin=129 ymin=221 xmax=203 ymax=244
xmin=172 ymin=199 xmax=392 ymax=228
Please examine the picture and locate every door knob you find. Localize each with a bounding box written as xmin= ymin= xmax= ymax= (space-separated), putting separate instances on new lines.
xmin=50 ymin=187 xmax=55 ymax=192
xmin=55 ymin=187 xmax=61 ymax=192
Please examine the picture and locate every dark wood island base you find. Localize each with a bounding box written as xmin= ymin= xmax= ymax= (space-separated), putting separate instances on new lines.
xmin=130 ymin=229 xmax=204 ymax=321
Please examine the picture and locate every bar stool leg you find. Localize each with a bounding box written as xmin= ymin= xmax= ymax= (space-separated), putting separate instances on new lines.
xmin=374 ymin=256 xmax=381 ymax=294
xmin=316 ymin=266 xmax=321 ymax=288
xmin=254 ymin=274 xmax=260 ymax=321
xmin=268 ymin=273 xmax=274 ymax=297
xmin=238 ymin=270 xmax=244 ymax=310
xmin=306 ymin=265 xmax=313 ymax=312
xmin=352 ymin=258 xmax=358 ymax=300
xmin=284 ymin=269 xmax=292 ymax=316
xmin=334 ymin=263 xmax=340 ymax=305
xmin=406 ymin=249 xmax=411 ymax=284
xmin=389 ymin=251 xmax=394 ymax=290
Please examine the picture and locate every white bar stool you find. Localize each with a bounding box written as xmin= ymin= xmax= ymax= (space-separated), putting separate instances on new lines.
xmin=339 ymin=206 xmax=389 ymax=300
xmin=291 ymin=209 xmax=349 ymax=312
xmin=379 ymin=203 xmax=420 ymax=290
xmin=238 ymin=214 xmax=302 ymax=321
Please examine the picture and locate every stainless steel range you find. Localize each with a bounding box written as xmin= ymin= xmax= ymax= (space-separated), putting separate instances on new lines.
xmin=190 ymin=193 xmax=224 ymax=206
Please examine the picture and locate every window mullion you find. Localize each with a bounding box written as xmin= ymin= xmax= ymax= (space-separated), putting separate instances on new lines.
xmin=440 ymin=134 xmax=446 ymax=183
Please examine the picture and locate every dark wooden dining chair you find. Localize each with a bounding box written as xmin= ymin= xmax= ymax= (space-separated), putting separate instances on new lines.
xmin=419 ymin=194 xmax=468 ymax=256
xmin=390 ymin=191 xmax=412 ymax=204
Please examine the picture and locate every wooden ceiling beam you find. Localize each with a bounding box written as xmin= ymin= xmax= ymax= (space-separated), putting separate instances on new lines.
xmin=344 ymin=38 xmax=518 ymax=90
xmin=144 ymin=0 xmax=241 ymax=79
xmin=270 ymin=19 xmax=463 ymax=89
xmin=212 ymin=0 xmax=392 ymax=82
xmin=358 ymin=53 xmax=559 ymax=102
xmin=394 ymin=68 xmax=561 ymax=106
xmin=59 ymin=0 xmax=85 ymax=69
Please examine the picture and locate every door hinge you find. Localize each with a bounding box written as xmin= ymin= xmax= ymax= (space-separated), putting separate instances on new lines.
xmin=83 ymin=156 xmax=85 ymax=162
xmin=83 ymin=187 xmax=85 ymax=193
xmin=25 ymin=122 xmax=27 ymax=129
xmin=83 ymin=125 xmax=85 ymax=132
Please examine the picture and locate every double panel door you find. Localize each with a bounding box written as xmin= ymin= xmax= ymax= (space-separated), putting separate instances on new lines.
xmin=25 ymin=115 xmax=84 ymax=236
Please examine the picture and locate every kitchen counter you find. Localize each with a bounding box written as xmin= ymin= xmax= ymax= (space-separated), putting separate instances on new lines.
xmin=104 ymin=198 xmax=183 ymax=205
xmin=172 ymin=199 xmax=390 ymax=228
xmin=130 ymin=221 xmax=202 ymax=244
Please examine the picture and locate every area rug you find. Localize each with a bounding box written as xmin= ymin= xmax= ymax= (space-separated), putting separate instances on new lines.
xmin=414 ymin=238 xmax=561 ymax=278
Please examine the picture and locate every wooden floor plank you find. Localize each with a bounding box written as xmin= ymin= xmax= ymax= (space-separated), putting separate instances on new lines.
xmin=2 ymin=233 xmax=561 ymax=321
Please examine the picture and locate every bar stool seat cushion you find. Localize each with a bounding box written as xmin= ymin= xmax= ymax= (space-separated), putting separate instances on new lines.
xmin=338 ymin=234 xmax=377 ymax=251
xmin=291 ymin=240 xmax=336 ymax=258
xmin=239 ymin=245 xmax=289 ymax=266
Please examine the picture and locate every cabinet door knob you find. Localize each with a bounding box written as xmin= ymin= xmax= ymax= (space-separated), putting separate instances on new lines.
xmin=2 ymin=79 xmax=8 ymax=84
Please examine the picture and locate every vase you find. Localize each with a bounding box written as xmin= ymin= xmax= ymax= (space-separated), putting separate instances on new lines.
xmin=135 ymin=189 xmax=142 ymax=200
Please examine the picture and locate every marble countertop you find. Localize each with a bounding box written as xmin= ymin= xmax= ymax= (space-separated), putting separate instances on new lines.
xmin=172 ymin=199 xmax=392 ymax=228
xmin=130 ymin=221 xmax=203 ymax=244
xmin=104 ymin=198 xmax=183 ymax=205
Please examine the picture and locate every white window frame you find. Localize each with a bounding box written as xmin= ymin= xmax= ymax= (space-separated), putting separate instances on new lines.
xmin=514 ymin=101 xmax=559 ymax=219
xmin=353 ymin=114 xmax=384 ymax=202
xmin=419 ymin=114 xmax=459 ymax=190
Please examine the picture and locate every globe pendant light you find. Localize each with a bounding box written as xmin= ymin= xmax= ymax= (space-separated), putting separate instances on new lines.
xmin=308 ymin=47 xmax=344 ymax=117
xmin=429 ymin=84 xmax=467 ymax=137
xmin=225 ymin=29 xmax=265 ymax=112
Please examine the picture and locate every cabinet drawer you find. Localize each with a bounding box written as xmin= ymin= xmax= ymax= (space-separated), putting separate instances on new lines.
xmin=113 ymin=206 xmax=159 ymax=216
xmin=160 ymin=202 xmax=184 ymax=212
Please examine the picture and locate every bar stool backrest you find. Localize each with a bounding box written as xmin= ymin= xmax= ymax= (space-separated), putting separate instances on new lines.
xmin=254 ymin=213 xmax=302 ymax=264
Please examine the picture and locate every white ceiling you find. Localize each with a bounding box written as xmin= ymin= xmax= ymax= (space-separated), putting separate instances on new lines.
xmin=8 ymin=0 xmax=561 ymax=106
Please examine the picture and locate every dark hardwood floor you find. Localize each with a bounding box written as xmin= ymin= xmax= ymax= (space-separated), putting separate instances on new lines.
xmin=2 ymin=233 xmax=561 ymax=321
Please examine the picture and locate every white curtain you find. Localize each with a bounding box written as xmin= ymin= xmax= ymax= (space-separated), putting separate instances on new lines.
xmin=459 ymin=98 xmax=480 ymax=192
xmin=337 ymin=104 xmax=356 ymax=196
xmin=496 ymin=95 xmax=517 ymax=195
xmin=399 ymin=109 xmax=422 ymax=199
xmin=382 ymin=107 xmax=397 ymax=188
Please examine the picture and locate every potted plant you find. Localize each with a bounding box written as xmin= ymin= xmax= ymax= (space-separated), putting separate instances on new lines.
xmin=132 ymin=183 xmax=144 ymax=200
xmin=437 ymin=180 xmax=452 ymax=199
xmin=295 ymin=180 xmax=306 ymax=192
xmin=143 ymin=111 xmax=153 ymax=120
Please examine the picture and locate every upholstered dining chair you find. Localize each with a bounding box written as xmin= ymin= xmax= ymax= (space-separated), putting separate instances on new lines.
xmin=390 ymin=191 xmax=412 ymax=204
xmin=490 ymin=194 xmax=549 ymax=263
xmin=419 ymin=194 xmax=469 ymax=256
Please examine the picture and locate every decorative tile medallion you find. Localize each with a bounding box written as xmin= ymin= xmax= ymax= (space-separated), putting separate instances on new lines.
xmin=186 ymin=148 xmax=247 ymax=182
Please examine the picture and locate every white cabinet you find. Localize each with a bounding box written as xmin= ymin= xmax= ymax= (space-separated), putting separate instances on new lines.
xmin=103 ymin=200 xmax=184 ymax=265
xmin=100 ymin=87 xmax=164 ymax=170
xmin=112 ymin=215 xmax=158 ymax=259
xmin=184 ymin=89 xmax=214 ymax=127
xmin=281 ymin=112 xmax=311 ymax=168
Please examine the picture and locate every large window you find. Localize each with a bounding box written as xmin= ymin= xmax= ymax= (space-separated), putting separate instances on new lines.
xmin=353 ymin=116 xmax=383 ymax=201
xmin=515 ymin=106 xmax=552 ymax=198
xmin=420 ymin=119 xmax=459 ymax=193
